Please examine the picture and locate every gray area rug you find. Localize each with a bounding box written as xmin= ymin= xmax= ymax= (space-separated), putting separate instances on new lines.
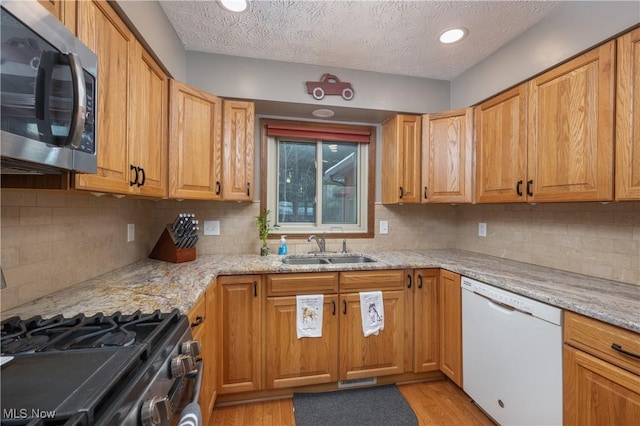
xmin=293 ymin=384 xmax=418 ymax=426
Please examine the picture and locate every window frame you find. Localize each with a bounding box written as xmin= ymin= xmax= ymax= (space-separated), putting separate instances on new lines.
xmin=260 ymin=119 xmax=376 ymax=240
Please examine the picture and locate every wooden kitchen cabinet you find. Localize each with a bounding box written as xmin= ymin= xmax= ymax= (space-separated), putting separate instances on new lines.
xmin=381 ymin=114 xmax=422 ymax=204
xmin=339 ymin=270 xmax=407 ymax=380
xmin=221 ymin=100 xmax=255 ymax=201
xmin=217 ymin=275 xmax=262 ymax=394
xmin=413 ymin=269 xmax=439 ymax=373
xmin=421 ymin=108 xmax=474 ymax=203
xmin=475 ymin=84 xmax=528 ymax=203
xmin=527 ymin=40 xmax=615 ymax=202
xmin=169 ymin=80 xmax=223 ymax=200
xmin=563 ymin=311 xmax=640 ymax=425
xmin=74 ymin=1 xmax=168 ymax=197
xmin=439 ymin=269 xmax=462 ymax=387
xmin=616 ymin=27 xmax=640 ymax=201
xmin=265 ymin=273 xmax=339 ymax=389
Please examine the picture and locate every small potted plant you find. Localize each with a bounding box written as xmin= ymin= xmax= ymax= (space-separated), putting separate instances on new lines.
xmin=256 ymin=208 xmax=276 ymax=256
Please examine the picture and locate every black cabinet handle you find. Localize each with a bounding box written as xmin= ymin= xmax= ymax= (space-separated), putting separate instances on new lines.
xmin=424 ymin=186 xmax=428 ymax=199
xmin=129 ymin=165 xmax=138 ymax=186
xmin=527 ymin=179 xmax=534 ymax=197
xmin=246 ymin=183 xmax=250 ymax=196
xmin=418 ymin=274 xmax=423 ymax=289
xmin=190 ymin=316 xmax=203 ymax=328
xmin=215 ymin=181 xmax=221 ymax=195
xmin=137 ymin=167 xmax=146 ymax=187
xmin=343 ymin=300 xmax=347 ymax=315
xmin=611 ymin=343 xmax=640 ymax=359
xmin=407 ymin=274 xmax=412 ymax=289
xmin=253 ymin=281 xmax=257 ymax=297
xmin=399 ymin=186 xmax=404 ymax=199
xmin=516 ymin=180 xmax=523 ymax=196
xmin=332 ymin=300 xmax=336 ymax=316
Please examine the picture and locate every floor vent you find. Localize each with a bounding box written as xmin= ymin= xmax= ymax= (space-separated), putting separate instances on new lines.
xmin=338 ymin=377 xmax=377 ymax=389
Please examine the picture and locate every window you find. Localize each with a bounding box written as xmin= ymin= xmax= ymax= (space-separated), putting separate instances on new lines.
xmin=261 ymin=120 xmax=375 ymax=238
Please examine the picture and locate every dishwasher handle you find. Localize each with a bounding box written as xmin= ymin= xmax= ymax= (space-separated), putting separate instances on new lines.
xmin=473 ymin=290 xmax=521 ymax=315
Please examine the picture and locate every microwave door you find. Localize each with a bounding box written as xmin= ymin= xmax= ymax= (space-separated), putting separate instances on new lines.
xmin=36 ymin=50 xmax=87 ymax=149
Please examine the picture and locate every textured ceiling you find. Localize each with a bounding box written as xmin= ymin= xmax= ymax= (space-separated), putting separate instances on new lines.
xmin=159 ymin=0 xmax=559 ymax=81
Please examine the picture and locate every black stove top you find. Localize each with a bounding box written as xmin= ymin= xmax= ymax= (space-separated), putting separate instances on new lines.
xmin=0 ymin=310 xmax=190 ymax=426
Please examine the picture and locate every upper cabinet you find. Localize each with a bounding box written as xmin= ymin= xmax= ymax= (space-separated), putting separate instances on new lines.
xmin=616 ymin=27 xmax=640 ymax=201
xmin=169 ymin=80 xmax=223 ymax=200
xmin=475 ymin=84 xmax=528 ymax=203
xmin=382 ymin=114 xmax=422 ymax=204
xmin=221 ymin=100 xmax=255 ymax=201
xmin=421 ymin=108 xmax=474 ymax=203
xmin=527 ymin=40 xmax=615 ymax=202
xmin=73 ymin=1 xmax=168 ymax=197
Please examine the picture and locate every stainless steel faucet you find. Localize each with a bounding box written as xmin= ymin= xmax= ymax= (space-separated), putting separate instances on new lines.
xmin=307 ymin=234 xmax=326 ymax=252
xmin=342 ymin=239 xmax=348 ymax=253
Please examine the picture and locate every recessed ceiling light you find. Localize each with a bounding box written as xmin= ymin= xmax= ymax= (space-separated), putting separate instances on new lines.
xmin=312 ymin=108 xmax=335 ymax=118
xmin=439 ymin=28 xmax=468 ymax=44
xmin=219 ymin=0 xmax=248 ymax=13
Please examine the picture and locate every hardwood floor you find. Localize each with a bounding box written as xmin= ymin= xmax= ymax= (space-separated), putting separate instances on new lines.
xmin=209 ymin=380 xmax=495 ymax=425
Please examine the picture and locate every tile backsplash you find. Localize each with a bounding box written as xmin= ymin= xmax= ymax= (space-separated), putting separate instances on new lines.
xmin=2 ymin=189 xmax=638 ymax=311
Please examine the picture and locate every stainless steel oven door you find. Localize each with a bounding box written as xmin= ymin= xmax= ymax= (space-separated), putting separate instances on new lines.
xmin=169 ymin=360 xmax=204 ymax=426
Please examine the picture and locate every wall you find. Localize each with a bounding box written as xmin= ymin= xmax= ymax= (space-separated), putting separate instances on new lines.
xmin=455 ymin=202 xmax=640 ymax=285
xmin=187 ymin=52 xmax=450 ymax=114
xmin=451 ymin=1 xmax=640 ymax=108
xmin=0 ymin=190 xmax=157 ymax=311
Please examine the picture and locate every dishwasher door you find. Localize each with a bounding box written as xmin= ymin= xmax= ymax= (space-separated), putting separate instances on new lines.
xmin=461 ymin=277 xmax=562 ymax=426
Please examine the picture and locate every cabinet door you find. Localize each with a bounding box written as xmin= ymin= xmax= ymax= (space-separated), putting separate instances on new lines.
xmin=339 ymin=290 xmax=406 ymax=380
xmin=475 ymin=84 xmax=528 ymax=203
xmin=221 ymin=100 xmax=254 ymax=201
xmin=422 ymin=108 xmax=474 ymax=203
xmin=169 ymin=80 xmax=222 ymax=200
xmin=564 ymin=346 xmax=640 ymax=425
xmin=130 ymin=41 xmax=168 ymax=198
xmin=37 ymin=0 xmax=64 ymax=22
xmin=439 ymin=269 xmax=462 ymax=386
xmin=381 ymin=114 xmax=422 ymax=204
xmin=414 ymin=269 xmax=439 ymax=373
xmin=265 ymin=294 xmax=338 ymax=389
xmin=217 ymin=275 xmax=261 ymax=394
xmin=528 ymin=41 xmax=615 ymax=202
xmin=616 ymin=27 xmax=640 ymax=200
xmin=74 ymin=0 xmax=133 ymax=194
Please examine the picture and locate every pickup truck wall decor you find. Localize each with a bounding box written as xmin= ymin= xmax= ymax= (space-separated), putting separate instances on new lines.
xmin=306 ymin=74 xmax=354 ymax=100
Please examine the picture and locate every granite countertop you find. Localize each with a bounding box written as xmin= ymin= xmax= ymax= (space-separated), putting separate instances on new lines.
xmin=2 ymin=249 xmax=639 ymax=333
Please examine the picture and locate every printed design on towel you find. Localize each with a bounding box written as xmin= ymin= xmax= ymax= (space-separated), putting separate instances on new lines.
xmin=297 ymin=294 xmax=324 ymax=339
xmin=360 ymin=291 xmax=384 ymax=337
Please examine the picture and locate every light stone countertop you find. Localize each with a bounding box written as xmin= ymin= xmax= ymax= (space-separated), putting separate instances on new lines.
xmin=2 ymin=249 xmax=638 ymax=333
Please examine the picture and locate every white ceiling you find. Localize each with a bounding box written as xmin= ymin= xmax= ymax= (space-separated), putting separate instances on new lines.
xmin=159 ymin=0 xmax=559 ymax=81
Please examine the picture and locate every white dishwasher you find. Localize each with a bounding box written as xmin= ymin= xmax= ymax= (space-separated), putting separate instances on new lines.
xmin=461 ymin=276 xmax=562 ymax=426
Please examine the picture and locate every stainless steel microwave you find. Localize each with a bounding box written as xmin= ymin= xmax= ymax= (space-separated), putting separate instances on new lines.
xmin=1 ymin=0 xmax=98 ymax=174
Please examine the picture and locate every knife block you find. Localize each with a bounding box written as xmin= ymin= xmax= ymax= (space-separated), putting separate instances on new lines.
xmin=149 ymin=225 xmax=196 ymax=263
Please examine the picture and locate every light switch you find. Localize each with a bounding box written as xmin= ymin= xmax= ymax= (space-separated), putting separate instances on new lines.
xmin=478 ymin=222 xmax=487 ymax=237
xmin=379 ymin=220 xmax=389 ymax=235
xmin=127 ymin=223 xmax=135 ymax=242
xmin=204 ymin=220 xmax=220 ymax=236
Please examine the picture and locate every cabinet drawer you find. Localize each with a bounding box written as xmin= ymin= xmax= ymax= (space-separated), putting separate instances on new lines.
xmin=267 ymin=273 xmax=339 ymax=296
xmin=565 ymin=311 xmax=640 ymax=376
xmin=340 ymin=270 xmax=406 ymax=292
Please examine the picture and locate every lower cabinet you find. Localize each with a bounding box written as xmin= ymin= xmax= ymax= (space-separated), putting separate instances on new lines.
xmin=563 ymin=311 xmax=640 ymax=425
xmin=217 ymin=275 xmax=262 ymax=394
xmin=413 ymin=269 xmax=439 ymax=372
xmin=265 ymin=273 xmax=339 ymax=389
xmin=439 ymin=269 xmax=462 ymax=386
xmin=339 ymin=270 xmax=408 ymax=380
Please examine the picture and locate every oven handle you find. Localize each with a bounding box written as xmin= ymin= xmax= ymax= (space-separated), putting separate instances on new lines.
xmin=188 ymin=359 xmax=204 ymax=405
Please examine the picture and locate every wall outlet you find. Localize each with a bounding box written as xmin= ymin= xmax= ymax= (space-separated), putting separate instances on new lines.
xmin=204 ymin=220 xmax=220 ymax=236
xmin=127 ymin=223 xmax=135 ymax=242
xmin=379 ymin=220 xmax=389 ymax=235
xmin=478 ymin=222 xmax=487 ymax=237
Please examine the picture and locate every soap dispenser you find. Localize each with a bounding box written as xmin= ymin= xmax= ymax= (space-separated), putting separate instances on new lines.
xmin=277 ymin=235 xmax=288 ymax=255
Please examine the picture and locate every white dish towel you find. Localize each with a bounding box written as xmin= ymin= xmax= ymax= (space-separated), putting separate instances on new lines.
xmin=296 ymin=294 xmax=324 ymax=339
xmin=360 ymin=291 xmax=384 ymax=337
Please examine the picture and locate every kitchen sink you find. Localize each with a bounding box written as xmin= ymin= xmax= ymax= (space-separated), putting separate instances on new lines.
xmin=281 ymin=257 xmax=330 ymax=265
xmin=281 ymin=255 xmax=377 ymax=265
xmin=326 ymin=255 xmax=377 ymax=264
